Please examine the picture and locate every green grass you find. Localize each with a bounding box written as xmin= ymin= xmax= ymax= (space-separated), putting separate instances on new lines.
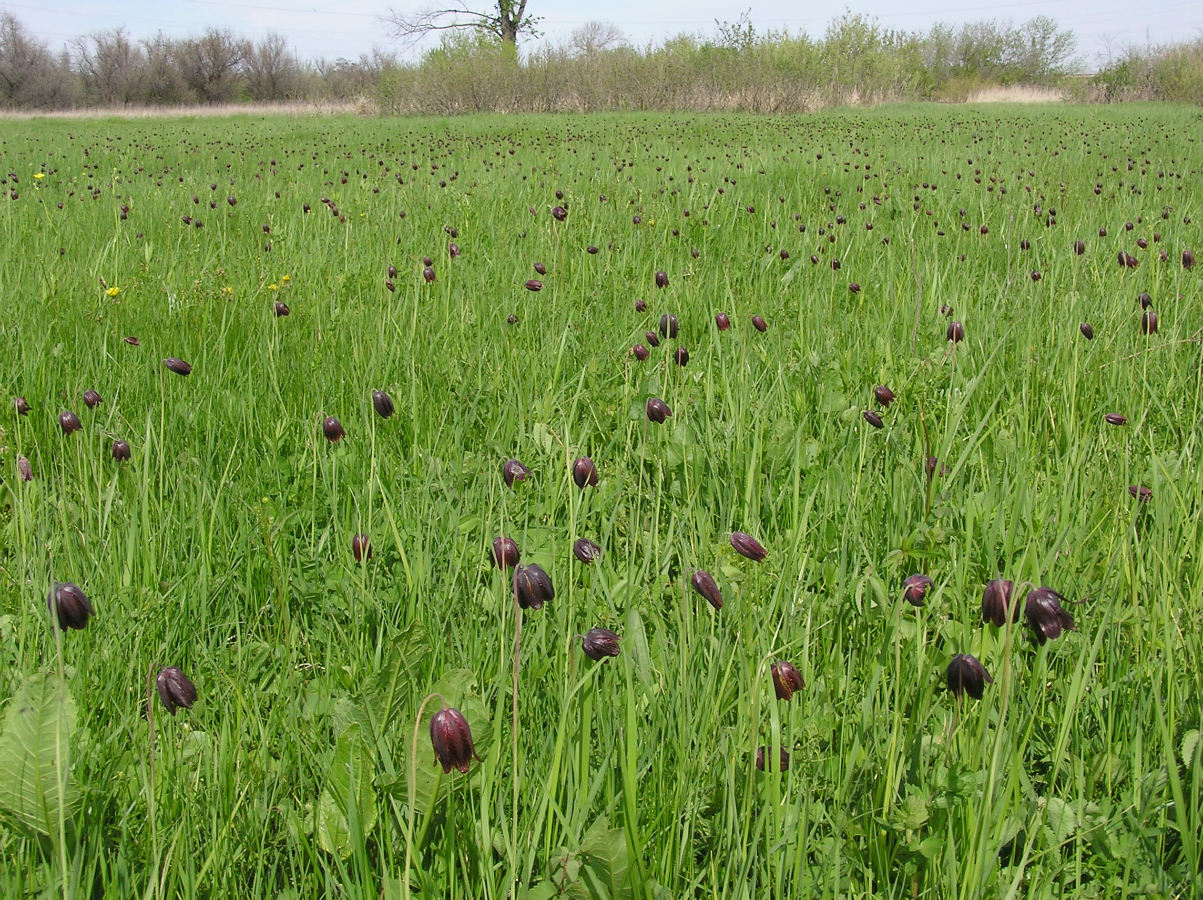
xmin=0 ymin=104 xmax=1200 ymax=899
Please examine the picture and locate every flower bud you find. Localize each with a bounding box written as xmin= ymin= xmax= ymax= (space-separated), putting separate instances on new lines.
xmin=572 ymin=538 xmax=601 ymax=564
xmin=1140 ymin=310 xmax=1157 ymax=334
xmin=534 ymin=262 xmax=546 ymax=275
xmin=492 ymin=536 xmax=520 ymax=569
xmin=352 ymin=533 xmax=372 ymax=562
xmin=112 ymin=439 xmax=131 ymax=461
xmin=83 ymin=390 xmax=102 ymax=409
xmin=715 ymin=312 xmax=731 ymax=331
xmin=873 ymin=385 xmax=895 ymax=407
xmin=771 ymin=661 xmax=804 ymax=701
xmin=582 ymin=627 xmax=621 ymax=661
xmin=654 ymin=270 xmax=669 ymax=288
xmin=658 ymin=314 xmax=678 ymax=338
xmin=59 ymin=410 xmax=82 ymax=434
xmin=981 ymin=579 xmax=1018 ymax=626
xmin=430 ymin=707 xmax=480 ymax=773
xmin=124 ymin=336 xmax=140 ymax=346
xmin=902 ymin=573 xmax=932 ymax=607
xmin=1074 ymin=239 xmax=1085 ymax=255
xmin=572 ymin=456 xmax=598 ymax=488
xmin=322 ymin=416 xmax=345 ymax=442
xmin=1128 ymin=484 xmax=1151 ymax=502
xmin=1183 ymin=249 xmax=1195 ymax=270
xmin=730 ymin=531 xmax=767 ymax=561
xmin=164 ymin=357 xmax=192 ymax=376
xmin=423 ymin=266 xmax=436 ymax=283
xmin=513 ymin=563 xmax=554 ymax=610
xmin=503 ymin=458 xmax=530 ymax=487
xmin=1104 ymin=413 xmax=1127 ymax=426
xmin=863 ymin=410 xmax=883 ymax=429
xmin=644 ymin=330 xmax=660 ymax=348
xmin=646 ymin=397 xmax=672 ymax=424
xmin=156 ymin=666 xmax=198 ymax=715
xmin=751 ymin=315 xmax=767 ymax=332
xmin=372 ymin=390 xmax=395 ymax=419
xmin=49 ymin=581 xmax=93 ymax=630
xmin=632 ymin=344 xmax=649 ymax=361
xmin=525 ymin=279 xmax=542 ymax=292
xmin=1025 ymin=587 xmax=1076 ymax=643
xmin=673 ymin=346 xmax=689 ymax=367
xmin=945 ymin=653 xmax=992 ymax=699
xmin=755 ymin=746 xmax=790 ymax=771
xmin=1079 ymin=322 xmax=1094 ymax=340
xmin=690 ymin=570 xmax=722 ymax=609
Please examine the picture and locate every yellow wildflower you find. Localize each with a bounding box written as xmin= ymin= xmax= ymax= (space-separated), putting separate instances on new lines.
xmin=105 ymin=286 xmax=121 ymax=297
xmin=33 ymin=172 xmax=45 ymax=180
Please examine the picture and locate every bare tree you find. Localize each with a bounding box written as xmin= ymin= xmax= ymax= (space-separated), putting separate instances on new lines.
xmin=569 ymin=22 xmax=625 ymax=57
xmin=174 ymin=28 xmax=244 ymax=103
xmin=0 ymin=11 xmax=71 ymax=107
xmin=383 ymin=1 xmax=537 ymax=49
xmin=243 ymin=33 xmax=299 ymax=101
xmin=71 ymin=29 xmax=146 ymax=105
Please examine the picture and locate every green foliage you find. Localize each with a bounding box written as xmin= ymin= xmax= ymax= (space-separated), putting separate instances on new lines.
xmin=0 ymin=106 xmax=1200 ymax=898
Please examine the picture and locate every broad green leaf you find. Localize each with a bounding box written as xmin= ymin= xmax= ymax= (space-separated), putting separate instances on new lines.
xmin=0 ymin=672 xmax=80 ymax=836
xmin=317 ymin=723 xmax=377 ymax=859
xmin=577 ymin=816 xmax=633 ymax=899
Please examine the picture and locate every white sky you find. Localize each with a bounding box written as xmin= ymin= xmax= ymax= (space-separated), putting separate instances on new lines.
xmin=5 ymin=0 xmax=1199 ymax=70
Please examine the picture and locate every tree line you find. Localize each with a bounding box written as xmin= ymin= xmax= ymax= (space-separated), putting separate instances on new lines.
xmin=0 ymin=9 xmax=1198 ymax=113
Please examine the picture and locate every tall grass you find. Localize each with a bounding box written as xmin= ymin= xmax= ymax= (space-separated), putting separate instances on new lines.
xmin=0 ymin=105 xmax=1199 ymax=898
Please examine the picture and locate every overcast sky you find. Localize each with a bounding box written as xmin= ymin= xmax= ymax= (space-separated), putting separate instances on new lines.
xmin=6 ymin=0 xmax=1199 ymax=70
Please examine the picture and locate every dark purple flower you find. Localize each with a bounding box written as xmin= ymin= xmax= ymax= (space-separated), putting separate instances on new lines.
xmin=644 ymin=330 xmax=660 ymax=348
xmin=525 ymin=279 xmax=542 ymax=292
xmin=572 ymin=456 xmax=598 ymax=489
xmin=49 ymin=581 xmax=93 ymax=630
xmin=751 ymin=315 xmax=767 ymax=332
xmin=448 ymin=243 xmax=460 ymax=259
xmin=430 ymin=707 xmax=480 ymax=773
xmin=673 ymin=346 xmax=689 ymax=367
xmin=492 ymin=536 xmax=520 ymax=569
xmin=658 ymin=314 xmax=678 ymax=338
xmin=373 ymin=390 xmax=395 ymax=419
xmin=83 ymin=390 xmax=102 ymax=409
xmin=947 ymin=321 xmax=964 ymax=343
xmin=352 ymin=533 xmax=372 ymax=561
xmin=59 ymin=410 xmax=82 ymax=434
xmin=322 ymin=416 xmax=345 ymax=442
xmin=691 ymin=570 xmax=722 ymax=609
xmin=771 ymin=661 xmax=804 ymax=701
xmin=981 ymin=579 xmax=1018 ymax=626
xmin=274 ymin=301 xmax=290 ymax=317
xmin=423 ymin=266 xmax=436 ymax=283
xmin=902 ymin=574 xmax=932 ymax=607
xmin=646 ymin=397 xmax=672 ymax=423
xmin=1074 ymin=239 xmax=1085 ymax=255
xmin=1141 ymin=311 xmax=1157 ymax=334
xmin=1137 ymin=292 xmax=1153 ymax=309
xmin=715 ymin=312 xmax=730 ymax=331
xmin=873 ymin=385 xmax=896 ymax=407
xmin=632 ymin=344 xmax=649 ymax=361
xmin=1025 ymin=587 xmax=1076 ymax=643
xmin=848 ymin=282 xmax=861 ymax=294
xmin=164 ymin=357 xmax=192 ymax=376
xmin=634 ymin=299 xmax=647 ymax=312
xmin=513 ymin=563 xmax=554 ymax=610
xmin=503 ymin=458 xmax=530 ymax=488
xmin=730 ymin=531 xmax=767 ymax=561
xmin=1104 ymin=413 xmax=1127 ymax=426
xmin=17 ymin=456 xmax=32 ymax=480
xmin=156 ymin=666 xmax=198 ymax=715
xmin=755 ymin=746 xmax=790 ymax=771
xmin=1183 ymin=249 xmax=1195 ymax=270
xmin=112 ymin=439 xmax=131 ymax=461
xmin=534 ymin=262 xmax=546 ymax=275
xmin=863 ymin=410 xmax=883 ymax=429
xmin=654 ymin=270 xmax=669 ymax=288
xmin=15 ymin=396 xmax=30 ymax=415
xmin=581 ymin=627 xmax=621 ymax=661
xmin=945 ymin=654 xmax=992 ymax=700
xmin=573 ymin=538 xmax=601 ymax=564
xmin=1079 ymin=322 xmax=1094 ymax=340
xmin=1128 ymin=484 xmax=1152 ymax=502
xmin=551 ymin=206 xmax=567 ymax=222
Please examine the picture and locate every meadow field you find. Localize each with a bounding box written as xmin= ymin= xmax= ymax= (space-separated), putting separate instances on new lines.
xmin=0 ymin=104 xmax=1200 ymax=899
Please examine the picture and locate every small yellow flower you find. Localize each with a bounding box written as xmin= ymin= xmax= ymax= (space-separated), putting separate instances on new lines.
xmin=221 ymin=286 xmax=233 ymax=296
xmin=268 ymin=283 xmax=279 ymax=291
xmin=105 ymin=286 xmax=121 ymax=297
xmin=281 ymin=275 xmax=291 ymax=282
xmin=648 ymin=218 xmax=656 ymax=226
xmin=33 ymin=172 xmax=45 ymax=180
